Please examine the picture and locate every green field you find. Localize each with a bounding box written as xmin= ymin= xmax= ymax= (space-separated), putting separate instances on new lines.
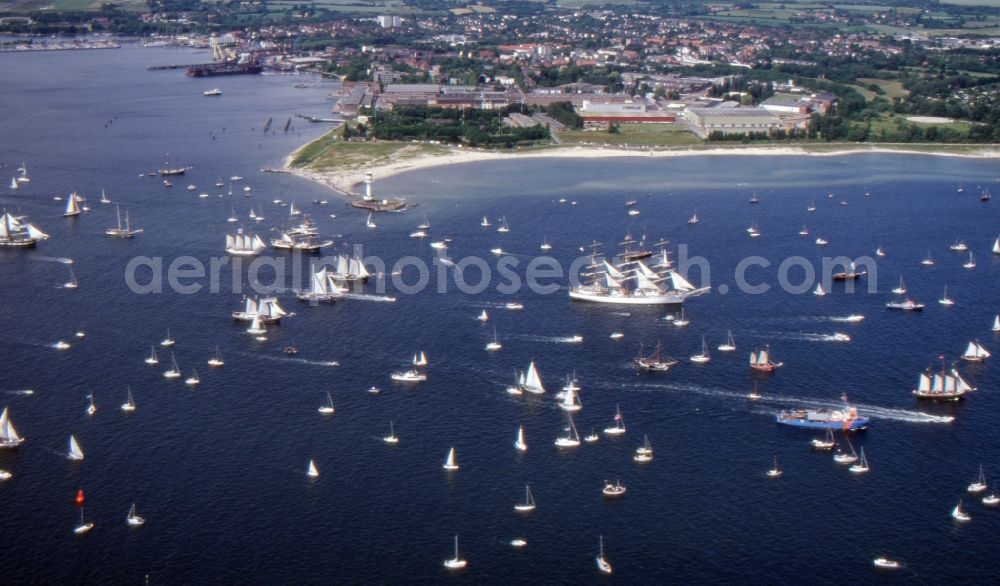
xmin=556 ymin=123 xmax=700 ymax=148
xmin=292 ymin=129 xmax=451 ymax=173
xmin=857 ymin=78 xmax=909 ymax=99
xmin=8 ymin=0 xmax=144 ymax=10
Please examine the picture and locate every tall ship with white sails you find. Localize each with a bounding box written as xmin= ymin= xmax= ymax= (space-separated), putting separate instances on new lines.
xmin=913 ymin=361 xmax=976 ymax=401
xmin=0 ymin=211 xmax=49 ymax=248
xmin=271 ymin=215 xmax=332 ymax=252
xmin=225 ymin=229 xmax=266 ymax=256
xmin=295 ymin=267 xmax=346 ymax=302
xmin=569 ymin=238 xmax=708 ymax=305
xmin=232 ymin=296 xmax=288 ymax=323
xmin=330 ymin=253 xmax=371 ymax=283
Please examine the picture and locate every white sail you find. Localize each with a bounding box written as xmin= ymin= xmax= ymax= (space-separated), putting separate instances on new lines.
xmin=603 ymin=260 xmax=626 ymax=280
xmin=0 ymin=216 xmax=8 ymax=239
xmin=225 ymin=234 xmax=236 ymax=249
xmin=605 ymin=273 xmax=622 ymax=289
xmin=993 ymin=237 xmax=1000 ymax=254
xmin=670 ymin=271 xmax=697 ymax=292
xmin=952 ymin=369 xmax=974 ymax=392
xmin=515 ymin=426 xmax=526 ymax=451
xmin=311 ymin=269 xmax=329 ymax=294
xmin=262 ymin=297 xmax=287 ymax=318
xmin=244 ymin=297 xmax=258 ymax=315
xmin=633 ymin=270 xmax=660 ymax=293
xmin=635 ymin=260 xmax=659 ymax=280
xmin=917 ymin=372 xmax=931 ymax=392
xmin=64 ymin=193 xmax=81 ymax=216
xmin=307 ymin=459 xmax=319 ymax=477
xmin=444 ymin=447 xmax=458 ymax=469
xmin=351 ymin=256 xmax=370 ymax=278
xmin=253 ymin=235 xmax=266 ymax=251
xmin=26 ymin=223 xmax=49 ymax=240
xmin=944 ymin=374 xmax=956 ymax=394
xmin=758 ymin=349 xmax=769 ymax=365
xmin=0 ymin=407 xmax=22 ymax=443
xmin=68 ymin=435 xmax=84 ymax=460
xmin=335 ymin=255 xmax=350 ymax=276
xmin=524 ymin=361 xmax=545 ymax=393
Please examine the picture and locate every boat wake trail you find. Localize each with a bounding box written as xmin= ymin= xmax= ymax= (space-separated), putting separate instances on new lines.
xmin=340 ymin=293 xmax=397 ymax=303
xmin=234 ymin=351 xmax=339 ymax=367
xmin=35 ymin=256 xmax=74 ymax=264
xmin=744 ymin=331 xmax=851 ymax=343
xmin=515 ymin=334 xmax=584 ymax=344
xmin=606 ymin=382 xmax=952 ymax=424
xmin=2 ymin=389 xmax=35 ymax=396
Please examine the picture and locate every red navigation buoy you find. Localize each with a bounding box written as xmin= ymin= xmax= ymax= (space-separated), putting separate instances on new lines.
xmin=75 ymin=489 xmax=85 ymax=507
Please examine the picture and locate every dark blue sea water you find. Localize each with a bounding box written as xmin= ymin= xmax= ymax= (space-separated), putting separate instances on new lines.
xmin=1 ymin=43 xmax=999 ymax=584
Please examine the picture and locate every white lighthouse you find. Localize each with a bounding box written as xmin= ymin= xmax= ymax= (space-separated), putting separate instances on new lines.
xmin=364 ymin=172 xmax=374 ymax=201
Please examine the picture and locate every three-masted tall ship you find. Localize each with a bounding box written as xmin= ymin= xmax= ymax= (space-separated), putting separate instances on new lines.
xmin=569 ymin=237 xmax=708 ymax=305
xmin=0 ymin=211 xmax=49 ymax=248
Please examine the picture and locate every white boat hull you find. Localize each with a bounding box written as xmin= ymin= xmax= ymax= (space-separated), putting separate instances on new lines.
xmin=569 ymin=288 xmax=691 ymax=305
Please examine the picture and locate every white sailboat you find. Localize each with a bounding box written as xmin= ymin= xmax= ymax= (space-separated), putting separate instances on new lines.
xmin=514 ymin=485 xmax=536 ymax=512
xmin=521 ymin=360 xmax=545 ymax=394
xmin=603 ymin=404 xmax=626 ymax=435
xmin=307 ymin=459 xmax=319 ymax=478
xmin=8 ymin=176 xmax=17 ymax=190
xmin=993 ymin=236 xmax=1000 ymax=255
xmin=86 ymin=393 xmax=96 ymax=416
xmin=318 ymin=391 xmax=335 ymax=415
xmin=63 ymin=266 xmax=79 ymax=289
xmin=949 ymin=239 xmax=968 ymax=252
xmin=0 ymin=407 xmax=25 ymax=448
xmin=163 ymin=353 xmax=181 ymax=379
xmin=486 ymin=327 xmax=502 ymax=351
xmin=497 ymin=216 xmax=510 ymax=233
xmin=443 ymin=447 xmax=459 ymax=471
xmin=673 ymin=308 xmax=690 ymax=327
xmin=766 ymin=456 xmax=782 ymax=478
xmin=68 ymin=435 xmax=84 ymax=460
xmin=875 ymin=245 xmax=885 ymax=257
xmin=413 ymin=351 xmax=428 ymax=367
xmin=939 ymin=285 xmax=955 ymax=306
xmin=596 ymin=535 xmax=612 ymax=574
xmin=105 ymin=205 xmax=142 ymax=238
xmin=811 ymin=428 xmax=835 ymax=450
xmin=476 ymin=309 xmax=489 ymax=322
xmin=961 ymin=340 xmax=991 ymax=362
xmin=993 ymin=315 xmax=1000 ymax=333
xmin=718 ymin=330 xmax=736 ymax=352
xmin=126 ymin=503 xmax=145 ymax=527
xmin=963 ymin=251 xmax=976 ymax=269
xmin=100 ymin=189 xmax=111 ymax=204
xmin=554 ymin=414 xmax=581 ymax=448
xmin=921 ymin=249 xmax=934 ymax=266
xmin=892 ymin=276 xmax=906 ymax=295
xmin=813 ymin=282 xmax=826 ymax=296
xmin=74 ymin=509 xmax=94 ymax=534
xmin=185 ymin=369 xmax=200 ymax=386
xmin=540 ymin=236 xmax=552 ymax=251
xmin=849 ymin=447 xmax=870 ymax=474
xmin=63 ymin=193 xmax=81 ymax=217
xmin=160 ymin=328 xmax=175 ymax=347
xmin=514 ymin=425 xmax=527 ymax=451
xmin=365 ymin=213 xmax=376 ymax=229
xmin=443 ymin=535 xmax=467 ymax=570
xmin=383 ymin=420 xmax=399 ymax=444
xmin=951 ymin=500 xmax=971 ymax=522
xmin=208 ymin=346 xmax=224 ymax=367
xmin=120 ymin=387 xmax=136 ymax=412
xmin=833 ymin=434 xmax=859 ymax=464
xmin=559 ymin=381 xmax=582 ymax=412
xmin=689 ymin=335 xmax=710 ymax=364
xmin=968 ymin=465 xmax=988 ymax=493
xmin=480 ymin=215 xmax=491 ymax=227
xmin=144 ymin=344 xmax=159 ymax=365
xmin=633 ymin=434 xmax=653 ymax=463
xmin=246 ymin=312 xmax=266 ymax=335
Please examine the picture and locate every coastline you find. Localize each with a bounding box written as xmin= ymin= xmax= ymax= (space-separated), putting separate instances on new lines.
xmin=285 ymin=141 xmax=1000 ymax=199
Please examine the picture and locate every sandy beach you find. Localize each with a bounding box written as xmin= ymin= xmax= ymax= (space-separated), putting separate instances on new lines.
xmin=286 ymin=142 xmax=1000 ymax=199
